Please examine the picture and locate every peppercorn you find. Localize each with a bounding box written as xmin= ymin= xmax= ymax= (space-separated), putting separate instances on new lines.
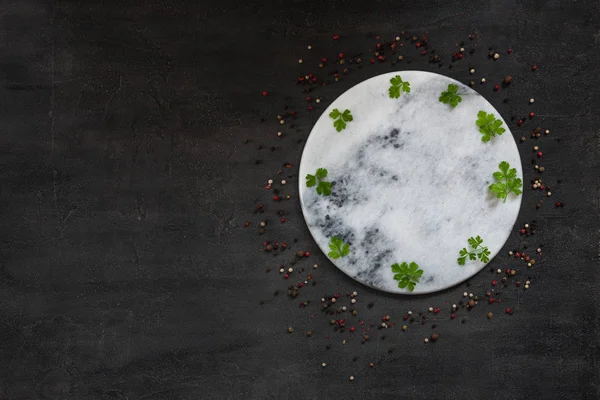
xmin=431 ymin=333 xmax=440 ymax=342
xmin=296 ymin=250 xmax=304 ymax=257
xmin=487 ymin=312 xmax=493 ymax=319
xmin=503 ymin=76 xmax=512 ymax=85
xmin=288 ymin=327 xmax=294 ymax=333
xmin=306 ymin=331 xmax=312 ymax=337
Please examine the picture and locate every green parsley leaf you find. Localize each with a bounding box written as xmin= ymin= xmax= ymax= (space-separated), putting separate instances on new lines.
xmin=476 ymin=110 xmax=506 ymax=142
xmin=316 ymin=181 xmax=332 ymax=196
xmin=391 ymin=261 xmax=423 ymax=292
xmin=388 ymin=75 xmax=411 ymax=99
xmin=329 ymin=108 xmax=353 ymax=132
xmin=328 ymin=237 xmax=350 ymax=259
xmin=306 ymin=168 xmax=332 ymax=196
xmin=489 ymin=161 xmax=522 ymax=203
xmin=439 ymin=84 xmax=462 ymax=108
xmin=305 ymin=174 xmax=316 ymax=187
xmin=457 ymin=236 xmax=490 ymax=265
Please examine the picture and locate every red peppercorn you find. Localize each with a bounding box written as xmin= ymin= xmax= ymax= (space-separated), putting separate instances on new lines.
xmin=257 ymin=204 xmax=263 ymax=208
xmin=506 ymin=308 xmax=512 ymax=314
xmin=281 ymin=218 xmax=286 ymax=223
xmin=494 ymin=84 xmax=500 ymax=91
xmin=370 ymin=59 xmax=375 ymax=64
xmin=321 ymin=57 xmax=327 ymax=63
xmin=403 ymin=315 xmax=409 ymax=321
xmin=333 ymin=35 xmax=340 ymax=40
xmin=305 ymin=96 xmax=311 ymax=102
xmin=308 ymin=106 xmax=313 ymax=111
xmin=262 ymin=91 xmax=268 ymax=96
xmin=350 ymin=326 xmax=356 ymax=332
xmin=334 ymin=293 xmax=339 ymax=298
xmin=532 ymin=65 xmax=537 ymax=71
xmin=515 ymin=252 xmax=520 ymax=258
xmin=421 ymin=50 xmax=427 ymax=55
xmin=284 ymin=274 xmax=289 ymax=279
xmin=520 ymin=229 xmax=526 ymax=235
xmin=507 ymin=48 xmax=513 ymax=54
xmin=433 ymin=308 xmax=440 ymax=314
xmin=378 ymin=55 xmax=384 ymax=61
xmin=492 ymin=280 xmax=497 ymax=286
xmin=506 ymin=268 xmax=511 ymax=274
xmin=525 ymin=256 xmax=530 ymax=261
xmin=489 ymin=298 xmax=495 ymax=304
xmin=338 ymin=53 xmax=344 ymax=59
xmin=537 ymin=151 xmax=543 ymax=157
xmin=529 ymin=112 xmax=535 ymax=118
xmin=311 ymin=77 xmax=317 ymax=82
xmin=304 ymin=252 xmax=310 ymax=257
xmin=416 ymin=42 xmax=421 ymax=48
xmin=555 ymin=201 xmax=563 ymax=207
xmin=518 ymin=119 xmax=524 ymax=127
xmin=457 ymin=53 xmax=463 ymax=59
xmin=273 ymin=195 xmax=280 ymax=201
xmin=265 ymin=185 xmax=271 ymax=190
xmin=451 ymin=314 xmax=456 ymax=319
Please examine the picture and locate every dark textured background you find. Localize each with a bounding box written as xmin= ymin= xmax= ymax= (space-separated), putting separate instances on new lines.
xmin=1 ymin=1 xmax=599 ymax=399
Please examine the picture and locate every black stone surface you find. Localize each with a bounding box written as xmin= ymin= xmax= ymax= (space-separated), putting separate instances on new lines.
xmin=1 ymin=1 xmax=599 ymax=399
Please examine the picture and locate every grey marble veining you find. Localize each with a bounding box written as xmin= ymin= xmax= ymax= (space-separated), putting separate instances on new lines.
xmin=299 ymin=71 xmax=522 ymax=294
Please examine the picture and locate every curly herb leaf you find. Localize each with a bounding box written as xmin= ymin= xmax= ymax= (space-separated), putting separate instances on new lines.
xmin=391 ymin=261 xmax=423 ymax=292
xmin=457 ymin=235 xmax=491 ymax=265
xmin=328 ymin=237 xmax=350 ymax=259
xmin=476 ymin=111 xmax=506 ymax=142
xmin=305 ymin=168 xmax=332 ymax=196
xmin=388 ymin=75 xmax=411 ymax=99
xmin=329 ymin=108 xmax=353 ymax=132
xmin=439 ymin=84 xmax=462 ymax=108
xmin=489 ymin=161 xmax=522 ymax=203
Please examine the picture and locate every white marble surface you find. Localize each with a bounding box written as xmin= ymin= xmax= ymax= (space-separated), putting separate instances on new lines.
xmin=299 ymin=71 xmax=522 ymax=294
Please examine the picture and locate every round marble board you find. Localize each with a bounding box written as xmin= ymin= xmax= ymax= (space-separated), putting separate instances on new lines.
xmin=299 ymin=71 xmax=523 ymax=294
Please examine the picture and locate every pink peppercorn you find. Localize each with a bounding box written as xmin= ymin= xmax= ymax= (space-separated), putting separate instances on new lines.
xmin=273 ymin=195 xmax=280 ymax=201
xmin=304 ymin=252 xmax=310 ymax=257
xmin=537 ymin=151 xmax=543 ymax=157
xmin=284 ymin=274 xmax=289 ymax=279
xmin=506 ymin=308 xmax=512 ymax=314
xmin=281 ymin=218 xmax=286 ymax=223
xmin=262 ymin=91 xmax=268 ymax=96
xmin=529 ymin=112 xmax=535 ymax=118
xmin=451 ymin=314 xmax=456 ymax=319
xmin=333 ymin=35 xmax=340 ymax=40
xmin=518 ymin=119 xmax=524 ymax=127
xmin=494 ymin=84 xmax=500 ymax=91
xmin=492 ymin=280 xmax=498 ymax=286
